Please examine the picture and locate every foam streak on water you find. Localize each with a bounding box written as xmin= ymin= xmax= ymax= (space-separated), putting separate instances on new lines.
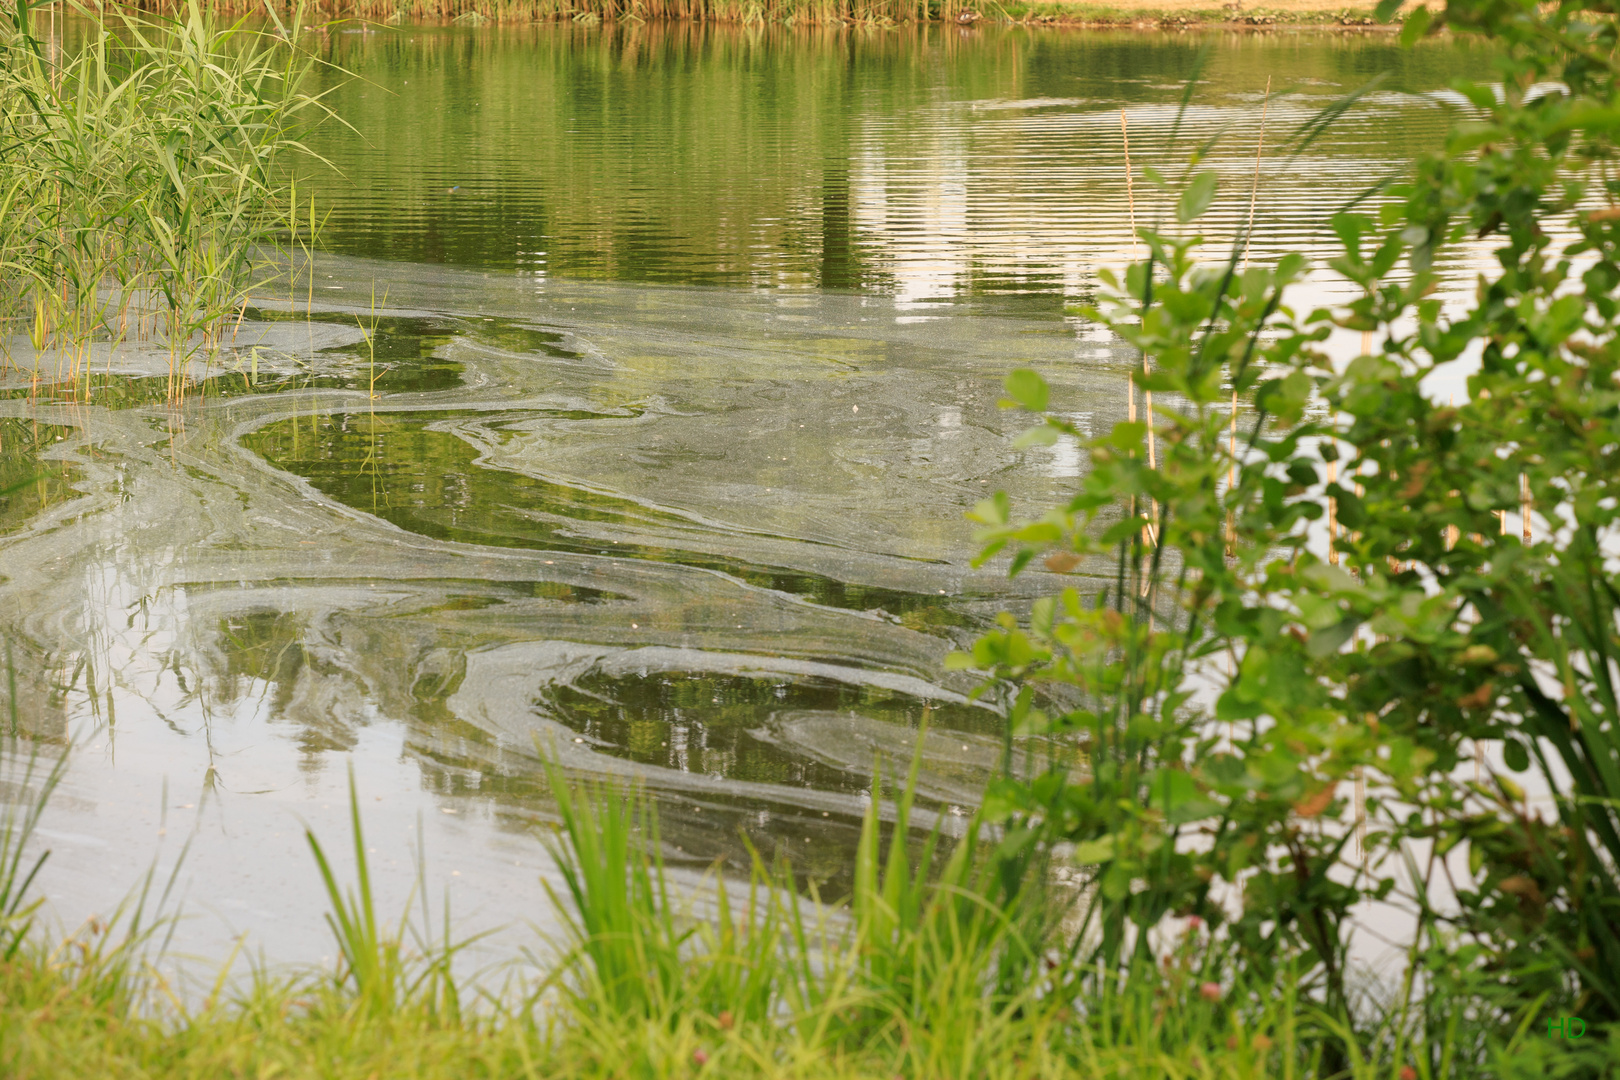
xmin=0 ymin=262 xmax=1115 ymax=969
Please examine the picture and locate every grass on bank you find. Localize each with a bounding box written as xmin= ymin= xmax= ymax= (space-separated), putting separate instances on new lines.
xmin=999 ymin=2 xmax=1390 ymax=26
xmin=0 ymin=732 xmax=1603 ymax=1080
xmin=75 ymin=0 xmax=984 ymax=27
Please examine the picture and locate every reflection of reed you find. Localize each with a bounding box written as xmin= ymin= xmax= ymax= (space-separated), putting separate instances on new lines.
xmin=1242 ymin=77 xmax=1271 ymax=269
xmin=105 ymin=0 xmax=972 ymax=25
xmin=294 ymin=25 xmax=1483 ymax=306
xmin=1121 ymin=112 xmax=1157 ymax=479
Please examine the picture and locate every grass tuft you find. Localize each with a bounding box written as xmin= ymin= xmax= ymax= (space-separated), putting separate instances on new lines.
xmin=0 ymin=724 xmax=1599 ymax=1077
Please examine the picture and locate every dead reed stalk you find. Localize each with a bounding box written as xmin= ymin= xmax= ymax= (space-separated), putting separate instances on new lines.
xmin=1121 ymin=108 xmax=1157 ymax=548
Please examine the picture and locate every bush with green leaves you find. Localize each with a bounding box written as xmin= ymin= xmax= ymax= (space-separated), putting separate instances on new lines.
xmin=956 ymin=0 xmax=1620 ymax=1059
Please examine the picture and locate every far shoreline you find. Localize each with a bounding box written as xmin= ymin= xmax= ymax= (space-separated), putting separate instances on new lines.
xmin=94 ymin=0 xmax=1421 ymax=32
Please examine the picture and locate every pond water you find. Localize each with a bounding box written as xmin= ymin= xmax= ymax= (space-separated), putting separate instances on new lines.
xmin=0 ymin=23 xmax=1495 ymax=974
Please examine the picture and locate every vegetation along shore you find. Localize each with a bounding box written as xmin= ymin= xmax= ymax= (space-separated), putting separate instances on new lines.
xmin=70 ymin=0 xmax=1403 ymax=29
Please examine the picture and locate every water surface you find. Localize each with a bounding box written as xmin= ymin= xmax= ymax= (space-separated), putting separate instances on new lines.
xmin=0 ymin=23 xmax=1495 ymax=973
xmin=306 ymin=24 xmax=1492 ymax=303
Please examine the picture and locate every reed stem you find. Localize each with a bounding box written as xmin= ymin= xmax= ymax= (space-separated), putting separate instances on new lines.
xmin=1242 ymin=76 xmax=1271 ymax=270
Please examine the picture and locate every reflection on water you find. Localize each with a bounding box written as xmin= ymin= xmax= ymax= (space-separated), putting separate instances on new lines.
xmin=0 ymin=420 xmax=76 ymax=540
xmin=304 ymin=24 xmax=1495 ymax=308
xmin=245 ymin=409 xmax=979 ymax=624
xmin=0 ymin=265 xmax=1092 ymax=964
xmin=0 ymin=25 xmax=1498 ymax=968
xmin=542 ymin=668 xmax=996 ymax=787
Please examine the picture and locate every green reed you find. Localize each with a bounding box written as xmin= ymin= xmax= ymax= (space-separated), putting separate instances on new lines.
xmin=0 ymin=0 xmax=329 ymax=400
xmin=305 ymin=767 xmax=468 ymax=1019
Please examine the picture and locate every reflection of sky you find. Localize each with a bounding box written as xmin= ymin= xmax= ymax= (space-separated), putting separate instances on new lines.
xmin=13 ymin=493 xmax=563 ymax=996
xmin=848 ymin=94 xmax=1471 ymax=309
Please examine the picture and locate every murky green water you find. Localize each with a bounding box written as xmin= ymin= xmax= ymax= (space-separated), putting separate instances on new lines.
xmin=0 ymin=24 xmax=1495 ymax=968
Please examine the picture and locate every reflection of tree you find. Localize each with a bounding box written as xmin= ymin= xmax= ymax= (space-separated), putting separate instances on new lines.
xmin=25 ymin=574 xmax=1005 ymax=899
xmin=539 ymin=668 xmax=997 ymax=789
xmin=301 ymin=24 xmax=1492 ymax=295
xmin=239 ymin=309 xmax=474 ymax=396
xmin=210 ymin=610 xmax=363 ymax=757
xmin=821 ymin=153 xmax=855 ymax=290
xmin=0 ymin=421 xmax=86 ymax=742
xmin=246 ymin=411 xmax=974 ymax=627
xmin=302 ymin=24 xmax=918 ymax=283
xmin=200 ymin=606 xmax=494 ymax=767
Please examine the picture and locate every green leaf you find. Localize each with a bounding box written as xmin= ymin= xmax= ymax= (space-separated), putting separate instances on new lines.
xmin=1299 ymin=562 xmax=1360 ymax=594
xmin=1101 ymin=516 xmax=1151 ymax=545
xmin=1012 ymin=424 xmax=1060 ymax=449
xmin=1073 ymin=836 xmax=1116 ymax=865
xmin=1447 ymin=121 xmax=1499 ymax=153
xmin=1307 ymin=617 xmax=1362 ymax=658
xmin=1012 ymin=707 xmax=1051 ymax=736
xmin=1012 ymin=521 xmax=1063 ymax=544
xmin=1176 ymin=171 xmax=1219 ymax=224
xmin=1202 ymin=754 xmax=1245 ymax=787
xmin=1503 ymin=739 xmax=1529 ymax=773
xmin=1330 ymin=212 xmax=1372 ymax=263
xmin=1100 ymin=865 xmax=1132 ymax=901
xmin=1215 ymin=688 xmax=1263 ymax=722
xmin=980 ymin=778 xmax=1026 ymax=822
xmin=1257 ymin=369 xmax=1313 ymax=425
xmin=969 ymin=491 xmax=1011 ymax=526
xmin=1105 ymin=421 xmax=1147 ymax=452
xmin=1399 ymin=5 xmax=1431 ymax=48
xmin=1372 ymin=0 xmax=1402 ymax=20
xmin=1149 ymin=769 xmax=1219 ymax=824
xmin=1003 ymin=369 xmax=1049 ymax=413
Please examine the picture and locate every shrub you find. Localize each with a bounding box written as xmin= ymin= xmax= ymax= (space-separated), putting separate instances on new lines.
xmin=958 ymin=0 xmax=1620 ymax=1064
